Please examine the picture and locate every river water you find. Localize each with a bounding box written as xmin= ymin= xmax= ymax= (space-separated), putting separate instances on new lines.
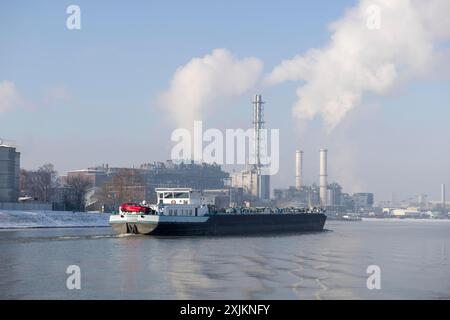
xmin=1 ymin=219 xmax=449 ymax=299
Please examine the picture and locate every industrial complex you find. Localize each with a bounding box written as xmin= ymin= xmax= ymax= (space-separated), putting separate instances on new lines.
xmin=0 ymin=94 xmax=448 ymax=218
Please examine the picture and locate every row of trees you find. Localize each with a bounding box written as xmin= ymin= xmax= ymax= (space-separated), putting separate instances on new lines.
xmin=20 ymin=164 xmax=146 ymax=212
xmin=95 ymin=169 xmax=146 ymax=211
xmin=20 ymin=164 xmax=58 ymax=203
xmin=63 ymin=175 xmax=93 ymax=211
xmin=20 ymin=163 xmax=92 ymax=211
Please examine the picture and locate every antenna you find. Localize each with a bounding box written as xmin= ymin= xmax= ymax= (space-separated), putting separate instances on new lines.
xmin=252 ymin=94 xmax=265 ymax=169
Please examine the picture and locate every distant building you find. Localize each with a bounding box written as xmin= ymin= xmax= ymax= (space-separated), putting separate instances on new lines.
xmin=65 ymin=161 xmax=229 ymax=211
xmin=352 ymin=193 xmax=374 ymax=210
xmin=418 ymin=193 xmax=428 ymax=210
xmin=391 ymin=207 xmax=421 ymax=218
xmin=327 ymin=183 xmax=343 ymax=206
xmin=340 ymin=193 xmax=355 ymax=211
xmin=229 ymin=187 xmax=244 ymax=207
xmin=139 ymin=161 xmax=229 ymax=202
xmin=0 ymin=143 xmax=20 ymax=203
xmin=201 ymin=190 xmax=226 ymax=208
xmin=273 ymin=185 xmax=320 ymax=207
xmin=64 ymin=167 xmax=109 ymax=211
xmin=202 ymin=188 xmax=244 ymax=209
xmin=230 ymin=168 xmax=270 ymax=202
xmin=67 ymin=166 xmax=108 ymax=188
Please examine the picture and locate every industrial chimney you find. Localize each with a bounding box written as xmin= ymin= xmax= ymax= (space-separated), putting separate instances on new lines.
xmin=319 ymin=148 xmax=328 ymax=206
xmin=295 ymin=150 xmax=303 ymax=190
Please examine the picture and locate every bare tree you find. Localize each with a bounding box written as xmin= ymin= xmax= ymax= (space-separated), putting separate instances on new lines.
xmin=19 ymin=169 xmax=30 ymax=197
xmin=20 ymin=163 xmax=58 ymax=202
xmin=96 ymin=169 xmax=145 ymax=211
xmin=37 ymin=163 xmax=58 ymax=202
xmin=66 ymin=175 xmax=93 ymax=212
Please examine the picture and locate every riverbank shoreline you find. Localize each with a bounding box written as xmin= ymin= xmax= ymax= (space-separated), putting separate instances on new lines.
xmin=0 ymin=210 xmax=110 ymax=229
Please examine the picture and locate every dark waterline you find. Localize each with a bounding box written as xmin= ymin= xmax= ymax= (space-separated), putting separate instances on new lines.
xmin=1 ymin=220 xmax=449 ymax=299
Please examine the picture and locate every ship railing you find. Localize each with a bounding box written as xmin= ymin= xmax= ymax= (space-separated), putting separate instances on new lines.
xmin=204 ymin=206 xmax=326 ymax=215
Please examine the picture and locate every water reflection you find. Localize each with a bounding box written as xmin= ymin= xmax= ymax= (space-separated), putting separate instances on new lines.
xmin=1 ymin=220 xmax=450 ymax=299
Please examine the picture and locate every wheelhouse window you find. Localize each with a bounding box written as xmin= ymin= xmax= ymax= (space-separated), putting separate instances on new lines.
xmin=174 ymin=192 xmax=189 ymax=199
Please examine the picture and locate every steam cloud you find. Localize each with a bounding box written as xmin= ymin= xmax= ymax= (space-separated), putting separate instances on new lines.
xmin=266 ymin=0 xmax=450 ymax=130
xmin=0 ymin=80 xmax=22 ymax=115
xmin=160 ymin=48 xmax=263 ymax=128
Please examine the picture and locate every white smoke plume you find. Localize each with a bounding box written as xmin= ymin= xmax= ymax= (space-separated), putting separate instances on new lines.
xmin=159 ymin=48 xmax=263 ymax=128
xmin=266 ymin=0 xmax=450 ymax=130
xmin=0 ymin=80 xmax=22 ymax=115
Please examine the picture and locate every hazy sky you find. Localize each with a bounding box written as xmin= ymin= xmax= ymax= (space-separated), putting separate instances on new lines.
xmin=1 ymin=0 xmax=449 ymax=202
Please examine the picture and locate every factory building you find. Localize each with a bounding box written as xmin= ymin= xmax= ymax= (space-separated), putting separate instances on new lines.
xmin=230 ymin=169 xmax=258 ymax=198
xmin=81 ymin=160 xmax=229 ymax=192
xmin=390 ymin=207 xmax=421 ymax=218
xmin=340 ymin=193 xmax=355 ymax=210
xmin=274 ymin=148 xmax=374 ymax=213
xmin=201 ymin=188 xmax=244 ymax=209
xmin=422 ymin=185 xmax=449 ymax=213
xmin=275 ymin=149 xmax=330 ymax=207
xmin=230 ymin=169 xmax=269 ymax=201
xmin=69 ymin=160 xmax=229 ymax=210
xmin=327 ymin=182 xmax=343 ymax=206
xmin=352 ymin=193 xmax=374 ymax=210
xmin=274 ymin=185 xmax=320 ymax=207
xmin=67 ymin=166 xmax=109 ymax=188
xmin=139 ymin=161 xmax=229 ymax=200
xmin=0 ymin=141 xmax=20 ymax=203
xmin=418 ymin=193 xmax=428 ymax=210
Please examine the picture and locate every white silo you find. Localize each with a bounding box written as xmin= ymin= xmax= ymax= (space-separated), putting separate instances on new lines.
xmin=319 ymin=148 xmax=328 ymax=206
xmin=295 ymin=150 xmax=303 ymax=190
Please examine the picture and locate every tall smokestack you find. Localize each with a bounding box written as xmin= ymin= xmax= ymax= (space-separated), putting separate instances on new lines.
xmin=442 ymin=184 xmax=446 ymax=209
xmin=319 ymin=148 xmax=328 ymax=206
xmin=295 ymin=150 xmax=303 ymax=190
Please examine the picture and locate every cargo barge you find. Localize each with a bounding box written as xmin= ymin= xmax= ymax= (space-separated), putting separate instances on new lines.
xmin=109 ymin=188 xmax=327 ymax=236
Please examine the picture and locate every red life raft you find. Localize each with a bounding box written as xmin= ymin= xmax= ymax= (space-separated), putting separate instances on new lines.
xmin=120 ymin=203 xmax=150 ymax=214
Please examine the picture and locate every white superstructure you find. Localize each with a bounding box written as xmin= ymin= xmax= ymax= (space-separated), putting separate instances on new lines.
xmin=153 ymin=188 xmax=209 ymax=216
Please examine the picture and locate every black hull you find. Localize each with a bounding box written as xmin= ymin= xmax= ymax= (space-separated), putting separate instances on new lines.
xmin=114 ymin=214 xmax=327 ymax=236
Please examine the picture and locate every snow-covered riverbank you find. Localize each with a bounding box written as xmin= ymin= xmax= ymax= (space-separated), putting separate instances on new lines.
xmin=0 ymin=210 xmax=110 ymax=229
